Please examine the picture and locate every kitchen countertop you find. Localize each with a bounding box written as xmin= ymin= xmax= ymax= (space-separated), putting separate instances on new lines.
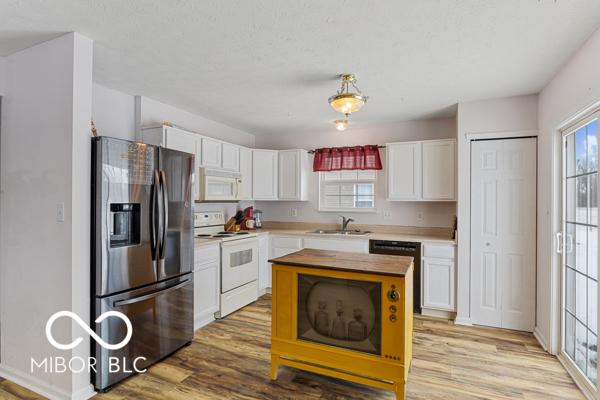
xmin=269 ymin=248 xmax=414 ymax=276
xmin=255 ymin=228 xmax=456 ymax=245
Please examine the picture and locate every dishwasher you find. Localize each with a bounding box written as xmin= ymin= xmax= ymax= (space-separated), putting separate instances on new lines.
xmin=369 ymin=240 xmax=421 ymax=313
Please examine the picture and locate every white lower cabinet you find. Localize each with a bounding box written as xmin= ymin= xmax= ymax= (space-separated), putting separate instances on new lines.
xmin=269 ymin=235 xmax=304 ymax=258
xmin=258 ymin=235 xmax=270 ymax=292
xmin=194 ymin=244 xmax=220 ymax=330
xmin=303 ymin=237 xmax=368 ymax=253
xmin=421 ymin=243 xmax=455 ymax=311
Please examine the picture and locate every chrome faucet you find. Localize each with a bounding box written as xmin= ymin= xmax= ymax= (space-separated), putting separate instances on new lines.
xmin=341 ymin=216 xmax=355 ymax=232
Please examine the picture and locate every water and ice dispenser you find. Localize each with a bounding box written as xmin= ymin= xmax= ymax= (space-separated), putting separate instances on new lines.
xmin=109 ymin=203 xmax=140 ymax=247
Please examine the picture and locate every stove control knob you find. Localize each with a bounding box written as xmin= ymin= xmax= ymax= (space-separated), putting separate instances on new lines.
xmin=387 ymin=286 xmax=399 ymax=302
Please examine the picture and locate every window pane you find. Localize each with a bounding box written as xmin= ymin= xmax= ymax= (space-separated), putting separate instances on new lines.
xmin=357 ymin=184 xmax=374 ymax=195
xmin=588 ymin=330 xmax=598 ymax=385
xmin=576 ymin=225 xmax=588 ymax=274
xmin=588 ymin=120 xmax=598 ymax=173
xmin=566 ymin=267 xmax=576 ymax=314
xmin=591 ymin=174 xmax=598 ymax=226
xmin=576 ymin=319 xmax=588 ymax=373
xmin=577 ymin=126 xmax=588 ymax=174
xmin=323 ymin=196 xmax=340 ymax=209
xmin=577 ymin=176 xmax=588 ymax=224
xmin=567 ymin=133 xmax=576 ymax=177
xmin=567 ymin=312 xmax=576 ymax=359
xmin=566 ymin=223 xmax=576 ymax=268
xmin=577 ymin=272 xmax=588 ymax=324
xmin=589 ymin=227 xmax=598 ymax=280
xmin=589 ymin=279 xmax=597 ymax=335
xmin=567 ymin=178 xmax=576 ymax=222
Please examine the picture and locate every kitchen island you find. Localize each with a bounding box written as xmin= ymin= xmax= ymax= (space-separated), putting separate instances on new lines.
xmin=269 ymin=248 xmax=414 ymax=399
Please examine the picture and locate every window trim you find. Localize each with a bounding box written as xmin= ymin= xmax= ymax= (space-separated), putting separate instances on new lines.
xmin=317 ymin=171 xmax=377 ymax=213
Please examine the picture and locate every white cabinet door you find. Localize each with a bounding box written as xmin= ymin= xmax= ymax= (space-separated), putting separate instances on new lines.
xmin=422 ymin=257 xmax=455 ymax=311
xmin=193 ymin=243 xmax=221 ymax=331
xmin=471 ymin=138 xmax=536 ymax=332
xmin=165 ymin=127 xmax=199 ymax=156
xmin=422 ymin=139 xmax=456 ymax=200
xmin=221 ymin=142 xmax=240 ymax=172
xmin=303 ymin=237 xmax=369 ymax=253
xmin=269 ymin=235 xmax=303 ymax=258
xmin=239 ymin=147 xmax=253 ymax=200
xmin=278 ymin=149 xmax=308 ymax=201
xmin=201 ymin=137 xmax=222 ymax=168
xmin=387 ymin=142 xmax=421 ymax=200
xmin=252 ymin=149 xmax=278 ymax=200
xmin=258 ymin=235 xmax=270 ymax=291
xmin=194 ymin=262 xmax=219 ymax=330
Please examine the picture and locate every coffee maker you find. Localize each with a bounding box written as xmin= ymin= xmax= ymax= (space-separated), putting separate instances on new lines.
xmin=254 ymin=209 xmax=263 ymax=228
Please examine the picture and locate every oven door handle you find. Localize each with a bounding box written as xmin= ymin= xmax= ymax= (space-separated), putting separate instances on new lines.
xmin=113 ymin=279 xmax=190 ymax=307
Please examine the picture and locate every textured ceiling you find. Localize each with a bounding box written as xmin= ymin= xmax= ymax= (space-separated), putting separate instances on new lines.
xmin=1 ymin=1 xmax=600 ymax=136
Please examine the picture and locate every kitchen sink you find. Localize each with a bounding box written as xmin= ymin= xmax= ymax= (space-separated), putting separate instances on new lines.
xmin=310 ymin=229 xmax=371 ymax=236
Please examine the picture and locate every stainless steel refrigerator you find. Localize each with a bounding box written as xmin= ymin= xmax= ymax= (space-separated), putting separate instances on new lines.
xmin=91 ymin=137 xmax=194 ymax=391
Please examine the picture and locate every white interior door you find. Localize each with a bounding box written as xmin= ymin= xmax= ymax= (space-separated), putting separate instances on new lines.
xmin=471 ymin=137 xmax=537 ymax=331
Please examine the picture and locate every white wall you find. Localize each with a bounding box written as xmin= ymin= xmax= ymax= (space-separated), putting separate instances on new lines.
xmin=537 ymin=27 xmax=600 ymax=354
xmin=0 ymin=33 xmax=94 ymax=400
xmin=0 ymin=56 xmax=6 ymax=95
xmin=140 ymin=97 xmax=256 ymax=147
xmin=92 ymin=83 xmax=136 ymax=141
xmin=255 ymin=118 xmax=457 ymax=228
xmin=455 ymin=94 xmax=539 ymax=325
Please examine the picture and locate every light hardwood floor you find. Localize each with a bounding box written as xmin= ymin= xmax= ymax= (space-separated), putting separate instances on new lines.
xmin=0 ymin=294 xmax=585 ymax=399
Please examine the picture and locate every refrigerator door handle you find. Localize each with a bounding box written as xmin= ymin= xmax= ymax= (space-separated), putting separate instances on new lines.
xmin=150 ymin=170 xmax=160 ymax=261
xmin=159 ymin=170 xmax=168 ymax=260
xmin=112 ymin=278 xmax=191 ymax=307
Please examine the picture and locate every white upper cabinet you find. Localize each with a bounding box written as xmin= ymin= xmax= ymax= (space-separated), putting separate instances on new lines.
xmin=278 ymin=149 xmax=309 ymax=201
xmin=221 ymin=142 xmax=240 ymax=172
xmin=239 ymin=147 xmax=253 ymax=200
xmin=252 ymin=149 xmax=278 ymax=200
xmin=141 ymin=126 xmax=201 ymax=162
xmin=201 ymin=137 xmax=222 ymax=169
xmin=422 ymin=139 xmax=456 ymax=200
xmin=387 ymin=139 xmax=456 ymax=201
xmin=387 ymin=142 xmax=422 ymax=200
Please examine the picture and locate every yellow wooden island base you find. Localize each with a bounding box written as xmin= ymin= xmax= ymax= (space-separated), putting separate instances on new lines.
xmin=269 ymin=249 xmax=414 ymax=400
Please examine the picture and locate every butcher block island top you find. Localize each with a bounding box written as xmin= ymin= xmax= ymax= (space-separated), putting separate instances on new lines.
xmin=268 ymin=248 xmax=413 ymax=276
xmin=269 ymin=248 xmax=414 ymax=399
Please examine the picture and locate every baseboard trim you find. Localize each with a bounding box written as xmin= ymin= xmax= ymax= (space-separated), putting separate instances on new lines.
xmin=453 ymin=316 xmax=472 ymax=326
xmin=534 ymin=327 xmax=550 ymax=353
xmin=0 ymin=363 xmax=96 ymax=400
xmin=420 ymin=308 xmax=455 ymax=319
xmin=194 ymin=312 xmax=216 ymax=331
xmin=258 ymin=287 xmax=272 ymax=296
xmin=557 ymin=353 xmax=595 ymax=400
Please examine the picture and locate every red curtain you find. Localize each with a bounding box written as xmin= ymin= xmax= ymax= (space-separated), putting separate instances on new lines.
xmin=313 ymin=145 xmax=383 ymax=172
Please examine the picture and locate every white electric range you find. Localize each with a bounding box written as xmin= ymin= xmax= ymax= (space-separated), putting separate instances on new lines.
xmin=194 ymin=211 xmax=259 ymax=318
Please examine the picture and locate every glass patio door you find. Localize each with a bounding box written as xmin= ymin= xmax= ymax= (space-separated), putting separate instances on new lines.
xmin=562 ymin=115 xmax=599 ymax=392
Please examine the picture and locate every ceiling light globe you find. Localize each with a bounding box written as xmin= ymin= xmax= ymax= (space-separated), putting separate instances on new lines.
xmin=328 ymin=93 xmax=366 ymax=115
xmin=334 ymin=119 xmax=348 ymax=131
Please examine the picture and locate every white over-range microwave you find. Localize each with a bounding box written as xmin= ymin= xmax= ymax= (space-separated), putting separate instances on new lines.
xmin=197 ymin=167 xmax=242 ymax=201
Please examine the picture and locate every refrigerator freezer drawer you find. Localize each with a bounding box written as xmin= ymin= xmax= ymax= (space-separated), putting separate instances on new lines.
xmin=92 ymin=274 xmax=193 ymax=391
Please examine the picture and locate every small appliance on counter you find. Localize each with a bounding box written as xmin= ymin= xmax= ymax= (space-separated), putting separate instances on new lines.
xmin=253 ymin=209 xmax=263 ymax=228
xmin=194 ymin=211 xmax=259 ymax=317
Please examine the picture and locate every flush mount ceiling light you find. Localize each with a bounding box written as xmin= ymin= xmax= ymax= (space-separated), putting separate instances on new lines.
xmin=334 ymin=119 xmax=348 ymax=131
xmin=328 ymin=74 xmax=368 ymax=116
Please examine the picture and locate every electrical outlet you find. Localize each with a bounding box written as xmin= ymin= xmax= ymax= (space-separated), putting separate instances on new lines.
xmin=383 ymin=210 xmax=392 ymax=220
xmin=291 ymin=208 xmax=298 ymax=217
xmin=56 ymin=202 xmax=65 ymax=222
xmin=416 ymin=211 xmax=424 ymax=222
